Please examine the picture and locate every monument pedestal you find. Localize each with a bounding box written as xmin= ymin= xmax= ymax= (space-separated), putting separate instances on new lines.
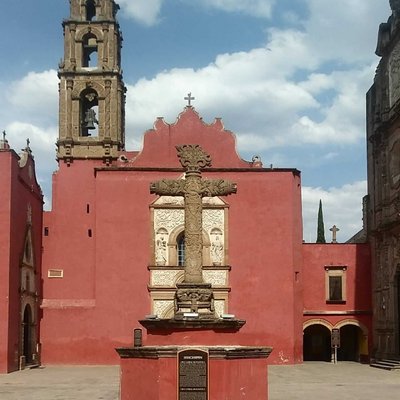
xmin=117 ymin=345 xmax=272 ymax=400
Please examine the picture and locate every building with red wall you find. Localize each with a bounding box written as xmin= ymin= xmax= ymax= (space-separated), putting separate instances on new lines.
xmin=303 ymin=243 xmax=372 ymax=363
xmin=40 ymin=106 xmax=304 ymax=366
xmin=0 ymin=135 xmax=43 ymax=373
xmin=0 ymin=0 xmax=374 ymax=375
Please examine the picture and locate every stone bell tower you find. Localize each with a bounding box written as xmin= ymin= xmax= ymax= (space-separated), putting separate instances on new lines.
xmin=57 ymin=0 xmax=126 ymax=164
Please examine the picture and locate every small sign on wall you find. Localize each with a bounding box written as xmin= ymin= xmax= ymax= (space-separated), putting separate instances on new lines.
xmin=331 ymin=328 xmax=340 ymax=348
xmin=178 ymin=349 xmax=209 ymax=400
xmin=48 ymin=269 xmax=64 ymax=278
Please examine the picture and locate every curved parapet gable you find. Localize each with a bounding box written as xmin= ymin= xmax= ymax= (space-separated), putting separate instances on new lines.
xmin=132 ymin=107 xmax=252 ymax=169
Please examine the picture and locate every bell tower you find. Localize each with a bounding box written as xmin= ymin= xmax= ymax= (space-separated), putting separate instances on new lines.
xmin=57 ymin=0 xmax=126 ymax=164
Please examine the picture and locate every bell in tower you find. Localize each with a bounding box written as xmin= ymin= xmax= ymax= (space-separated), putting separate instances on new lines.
xmin=57 ymin=0 xmax=126 ymax=164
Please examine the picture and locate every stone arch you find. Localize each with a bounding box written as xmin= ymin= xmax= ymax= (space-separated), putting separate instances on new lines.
xmin=167 ymin=225 xmax=211 ymax=266
xmin=334 ymin=319 xmax=368 ymax=335
xmin=21 ymin=302 xmax=36 ymax=366
xmin=303 ymin=319 xmax=333 ymax=331
xmin=163 ymin=303 xmax=175 ymax=319
xmin=334 ymin=319 xmax=369 ymax=362
xmin=75 ymin=26 xmax=103 ymax=43
xmin=72 ymin=82 xmax=106 ymax=100
xmin=174 ymin=271 xmax=185 ymax=285
xmin=303 ymin=320 xmax=332 ymax=362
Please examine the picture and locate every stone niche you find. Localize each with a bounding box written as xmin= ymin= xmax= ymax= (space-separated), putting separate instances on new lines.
xmin=149 ymin=195 xmax=231 ymax=318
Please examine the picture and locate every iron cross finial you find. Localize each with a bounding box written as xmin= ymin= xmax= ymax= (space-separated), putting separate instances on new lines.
xmin=2 ymin=130 xmax=6 ymax=141
xmin=184 ymin=92 xmax=195 ymax=107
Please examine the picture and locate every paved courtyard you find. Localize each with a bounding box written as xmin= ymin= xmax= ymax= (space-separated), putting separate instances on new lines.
xmin=0 ymin=362 xmax=399 ymax=399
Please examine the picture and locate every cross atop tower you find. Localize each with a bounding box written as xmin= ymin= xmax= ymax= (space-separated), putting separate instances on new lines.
xmin=184 ymin=92 xmax=195 ymax=107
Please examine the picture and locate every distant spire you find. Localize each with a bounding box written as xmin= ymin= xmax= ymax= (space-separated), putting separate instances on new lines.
xmin=316 ymin=199 xmax=326 ymax=243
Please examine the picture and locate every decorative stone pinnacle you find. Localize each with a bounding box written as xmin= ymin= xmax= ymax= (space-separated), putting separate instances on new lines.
xmin=390 ymin=0 xmax=400 ymax=12
xmin=184 ymin=92 xmax=195 ymax=107
xmin=0 ymin=130 xmax=10 ymax=150
xmin=24 ymin=138 xmax=32 ymax=153
xmin=176 ymin=144 xmax=211 ymax=174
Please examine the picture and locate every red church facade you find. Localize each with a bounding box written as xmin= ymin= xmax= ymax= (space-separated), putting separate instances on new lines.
xmin=40 ymin=108 xmax=305 ymax=366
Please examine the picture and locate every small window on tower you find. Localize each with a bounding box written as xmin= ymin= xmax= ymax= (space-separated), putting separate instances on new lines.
xmin=86 ymin=0 xmax=96 ymax=21
xmin=82 ymin=33 xmax=98 ymax=68
xmin=80 ymin=89 xmax=99 ymax=137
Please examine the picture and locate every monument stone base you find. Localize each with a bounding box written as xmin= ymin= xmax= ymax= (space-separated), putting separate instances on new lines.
xmin=116 ymin=345 xmax=272 ymax=400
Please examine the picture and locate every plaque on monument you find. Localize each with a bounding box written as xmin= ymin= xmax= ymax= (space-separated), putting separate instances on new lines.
xmin=178 ymin=349 xmax=208 ymax=400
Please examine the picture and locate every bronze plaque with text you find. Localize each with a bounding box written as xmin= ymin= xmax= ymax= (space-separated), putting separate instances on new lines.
xmin=178 ymin=349 xmax=208 ymax=400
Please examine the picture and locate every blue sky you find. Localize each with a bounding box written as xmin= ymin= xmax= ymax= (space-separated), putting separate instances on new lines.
xmin=0 ymin=0 xmax=392 ymax=241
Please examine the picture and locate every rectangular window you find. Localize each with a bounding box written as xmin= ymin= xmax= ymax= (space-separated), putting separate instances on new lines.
xmin=329 ymin=276 xmax=342 ymax=301
xmin=325 ymin=266 xmax=346 ymax=304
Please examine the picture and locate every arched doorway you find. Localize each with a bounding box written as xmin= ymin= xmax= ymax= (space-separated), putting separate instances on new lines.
xmin=303 ymin=324 xmax=331 ymax=361
xmin=22 ymin=304 xmax=33 ymax=364
xmin=337 ymin=325 xmax=360 ymax=361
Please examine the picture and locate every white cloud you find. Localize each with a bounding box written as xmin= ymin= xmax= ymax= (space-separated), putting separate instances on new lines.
xmin=304 ymin=0 xmax=391 ymax=64
xmin=302 ymin=181 xmax=367 ymax=243
xmin=118 ymin=0 xmax=163 ymax=26
xmin=194 ymin=0 xmax=275 ymax=18
xmin=291 ymin=65 xmax=376 ymax=144
xmin=4 ymin=70 xmax=58 ymax=126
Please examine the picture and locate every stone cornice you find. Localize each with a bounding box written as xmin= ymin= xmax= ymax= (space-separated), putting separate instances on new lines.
xmin=304 ymin=310 xmax=372 ymax=316
xmin=94 ymin=166 xmax=301 ymax=176
xmin=139 ymin=318 xmax=246 ymax=332
xmin=116 ymin=345 xmax=272 ymax=360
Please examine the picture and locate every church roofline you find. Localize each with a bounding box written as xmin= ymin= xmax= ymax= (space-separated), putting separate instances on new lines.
xmin=93 ymin=166 xmax=301 ymax=176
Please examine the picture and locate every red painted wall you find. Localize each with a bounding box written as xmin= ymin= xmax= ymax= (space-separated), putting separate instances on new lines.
xmin=41 ymin=109 xmax=304 ymax=365
xmin=0 ymin=148 xmax=42 ymax=373
xmin=302 ymin=243 xmax=372 ymax=353
xmin=119 ymin=356 xmax=268 ymax=400
xmin=0 ymin=151 xmax=12 ymax=373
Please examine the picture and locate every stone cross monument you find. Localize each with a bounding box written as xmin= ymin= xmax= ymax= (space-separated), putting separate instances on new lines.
xmin=329 ymin=225 xmax=340 ymax=243
xmin=150 ymin=144 xmax=237 ymax=319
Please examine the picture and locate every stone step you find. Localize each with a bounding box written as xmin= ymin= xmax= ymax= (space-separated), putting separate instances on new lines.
xmin=370 ymin=359 xmax=400 ymax=370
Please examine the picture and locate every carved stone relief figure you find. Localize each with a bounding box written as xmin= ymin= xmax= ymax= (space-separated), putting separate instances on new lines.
xmin=389 ymin=41 xmax=400 ymax=107
xmin=210 ymin=229 xmax=224 ymax=265
xmin=155 ymin=228 xmax=168 ymax=265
